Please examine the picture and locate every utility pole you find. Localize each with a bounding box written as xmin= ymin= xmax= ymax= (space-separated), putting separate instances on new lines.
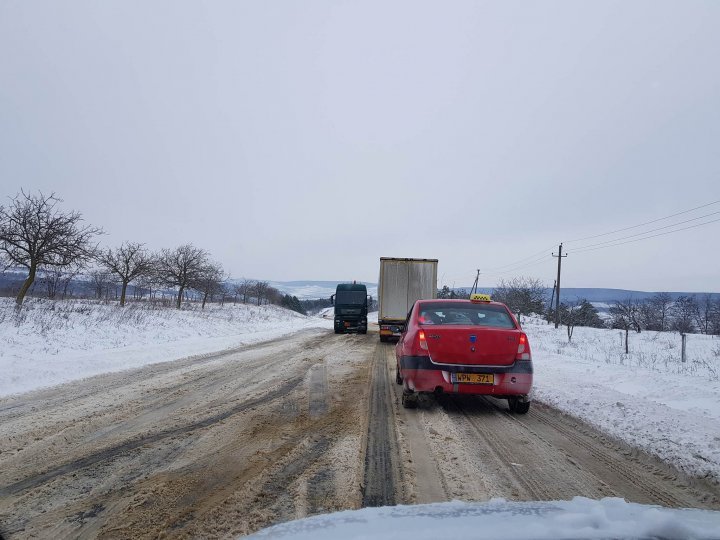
xmin=470 ymin=269 xmax=480 ymax=296
xmin=552 ymin=244 xmax=567 ymax=329
xmin=548 ymin=279 xmax=557 ymax=321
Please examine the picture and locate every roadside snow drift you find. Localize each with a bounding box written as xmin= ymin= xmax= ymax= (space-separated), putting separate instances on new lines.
xmin=0 ymin=298 xmax=332 ymax=397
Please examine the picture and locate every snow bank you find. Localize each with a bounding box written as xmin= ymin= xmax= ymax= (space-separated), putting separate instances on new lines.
xmin=247 ymin=498 xmax=720 ymax=539
xmin=0 ymin=298 xmax=332 ymax=397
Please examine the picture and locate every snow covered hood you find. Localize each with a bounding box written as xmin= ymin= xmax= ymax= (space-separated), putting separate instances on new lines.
xmin=246 ymin=498 xmax=720 ymax=539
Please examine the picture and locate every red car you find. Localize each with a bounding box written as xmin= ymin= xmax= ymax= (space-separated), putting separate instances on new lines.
xmin=395 ymin=295 xmax=533 ymax=413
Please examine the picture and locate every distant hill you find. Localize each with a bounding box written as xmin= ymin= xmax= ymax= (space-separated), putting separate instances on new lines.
xmin=260 ymin=281 xmax=720 ymax=304
xmin=3 ymin=270 xmax=716 ymax=306
xmin=240 ymin=280 xmax=379 ymax=300
xmin=556 ymin=288 xmax=719 ymax=303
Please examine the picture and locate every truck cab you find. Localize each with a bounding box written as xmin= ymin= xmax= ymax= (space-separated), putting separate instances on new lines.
xmin=331 ymin=283 xmax=370 ymax=334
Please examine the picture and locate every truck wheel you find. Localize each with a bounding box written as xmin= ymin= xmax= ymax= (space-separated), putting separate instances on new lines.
xmin=334 ymin=328 xmax=343 ymax=334
xmin=380 ymin=335 xmax=387 ymax=342
xmin=395 ymin=364 xmax=403 ymax=385
xmin=360 ymin=326 xmax=367 ymax=335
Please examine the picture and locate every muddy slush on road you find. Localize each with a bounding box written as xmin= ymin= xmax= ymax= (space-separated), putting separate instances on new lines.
xmin=1 ymin=327 xmax=720 ymax=539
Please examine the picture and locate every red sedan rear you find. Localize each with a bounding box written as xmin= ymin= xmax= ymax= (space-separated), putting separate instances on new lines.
xmin=394 ymin=296 xmax=533 ymax=413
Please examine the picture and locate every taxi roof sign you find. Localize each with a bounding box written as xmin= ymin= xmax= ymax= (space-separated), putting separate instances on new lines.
xmin=470 ymin=293 xmax=492 ymax=302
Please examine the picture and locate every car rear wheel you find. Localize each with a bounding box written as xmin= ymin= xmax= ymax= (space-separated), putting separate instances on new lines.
xmin=401 ymin=390 xmax=417 ymax=409
xmin=508 ymin=397 xmax=530 ymax=414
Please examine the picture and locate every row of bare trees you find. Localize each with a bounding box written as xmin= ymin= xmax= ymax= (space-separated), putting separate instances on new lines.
xmin=484 ymin=276 xmax=720 ymax=338
xmin=231 ymin=279 xmax=281 ymax=306
xmin=609 ymin=293 xmax=720 ymax=335
xmin=0 ymin=191 xmax=227 ymax=309
xmin=97 ymin=243 xmax=226 ymax=309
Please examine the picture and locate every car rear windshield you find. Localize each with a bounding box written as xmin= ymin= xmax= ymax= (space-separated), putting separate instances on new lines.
xmin=418 ymin=303 xmax=516 ymax=329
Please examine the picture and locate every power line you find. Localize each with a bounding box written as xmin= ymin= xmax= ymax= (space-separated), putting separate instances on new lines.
xmin=482 ymin=254 xmax=552 ymax=277
xmin=568 ymin=217 xmax=720 ymax=254
xmin=441 ymin=270 xmax=477 ymax=285
xmin=564 ymin=199 xmax=720 ymax=243
xmin=482 ymin=244 xmax=556 ymax=272
xmin=569 ymin=210 xmax=720 ymax=251
xmin=449 ymin=200 xmax=720 ymax=285
xmin=444 ymin=244 xmax=555 ymax=286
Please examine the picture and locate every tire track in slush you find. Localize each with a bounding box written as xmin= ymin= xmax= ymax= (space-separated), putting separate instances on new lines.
xmin=440 ymin=395 xmax=568 ymax=501
xmin=362 ymin=343 xmax=403 ymax=507
xmin=441 ymin=395 xmax=720 ymax=509
xmin=514 ymin=404 xmax=710 ymax=508
xmin=0 ymin=376 xmax=305 ymax=497
xmin=308 ymin=361 xmax=328 ymax=418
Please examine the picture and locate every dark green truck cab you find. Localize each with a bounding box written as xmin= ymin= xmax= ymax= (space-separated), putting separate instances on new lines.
xmin=331 ymin=283 xmax=371 ymax=334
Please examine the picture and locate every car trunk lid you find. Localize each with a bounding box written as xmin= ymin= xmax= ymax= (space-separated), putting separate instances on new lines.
xmin=423 ymin=326 xmax=519 ymax=366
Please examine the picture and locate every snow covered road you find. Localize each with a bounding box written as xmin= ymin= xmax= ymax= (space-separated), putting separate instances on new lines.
xmin=2 ymin=327 xmax=720 ymax=539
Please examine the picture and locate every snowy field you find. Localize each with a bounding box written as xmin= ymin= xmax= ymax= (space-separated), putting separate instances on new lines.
xmin=0 ymin=297 xmax=332 ymax=397
xmin=524 ymin=317 xmax=720 ymax=483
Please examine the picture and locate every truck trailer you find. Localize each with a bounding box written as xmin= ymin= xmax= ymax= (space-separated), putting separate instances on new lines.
xmin=378 ymin=257 xmax=438 ymax=342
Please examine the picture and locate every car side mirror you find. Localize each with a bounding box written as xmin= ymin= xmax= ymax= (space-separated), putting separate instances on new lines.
xmin=330 ymin=294 xmax=335 ymax=305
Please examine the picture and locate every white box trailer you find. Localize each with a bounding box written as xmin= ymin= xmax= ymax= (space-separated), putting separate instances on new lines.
xmin=378 ymin=257 xmax=438 ymax=342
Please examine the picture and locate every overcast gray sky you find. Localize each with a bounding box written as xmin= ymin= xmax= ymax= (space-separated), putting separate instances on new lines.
xmin=1 ymin=1 xmax=718 ymax=291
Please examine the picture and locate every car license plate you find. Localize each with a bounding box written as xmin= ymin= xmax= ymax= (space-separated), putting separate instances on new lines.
xmin=453 ymin=373 xmax=494 ymax=384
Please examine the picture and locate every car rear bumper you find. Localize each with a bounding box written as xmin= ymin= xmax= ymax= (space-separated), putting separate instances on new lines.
xmin=399 ymin=355 xmax=532 ymax=397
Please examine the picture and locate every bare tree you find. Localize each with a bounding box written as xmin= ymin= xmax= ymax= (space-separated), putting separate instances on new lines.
xmin=156 ymin=244 xmax=209 ymax=308
xmin=41 ymin=267 xmax=63 ymax=299
xmin=0 ymin=191 xmax=102 ymax=306
xmin=89 ymin=269 xmax=114 ymax=299
xmin=40 ymin=264 xmax=83 ymax=299
xmin=234 ymin=278 xmax=255 ymax=304
xmin=609 ymin=298 xmax=641 ymax=333
xmin=671 ymin=295 xmax=698 ymax=334
xmin=694 ymin=294 xmax=714 ymax=335
xmin=192 ymin=261 xmax=225 ymax=309
xmin=98 ymin=242 xmax=153 ymax=307
xmin=492 ymin=277 xmax=546 ymax=324
xmin=265 ymin=285 xmax=282 ymax=305
xmin=637 ymin=300 xmax=659 ymax=331
xmin=710 ymin=298 xmax=720 ymax=336
xmin=254 ymin=280 xmax=270 ymax=306
xmin=609 ymin=299 xmax=643 ymax=353
xmin=133 ymin=266 xmax=165 ymax=301
xmin=563 ymin=301 xmax=582 ymax=342
xmin=649 ymin=292 xmax=673 ymax=331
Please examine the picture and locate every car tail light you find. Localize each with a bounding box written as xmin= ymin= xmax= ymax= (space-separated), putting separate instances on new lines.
xmin=516 ymin=333 xmax=531 ymax=361
xmin=418 ymin=330 xmax=429 ymax=352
